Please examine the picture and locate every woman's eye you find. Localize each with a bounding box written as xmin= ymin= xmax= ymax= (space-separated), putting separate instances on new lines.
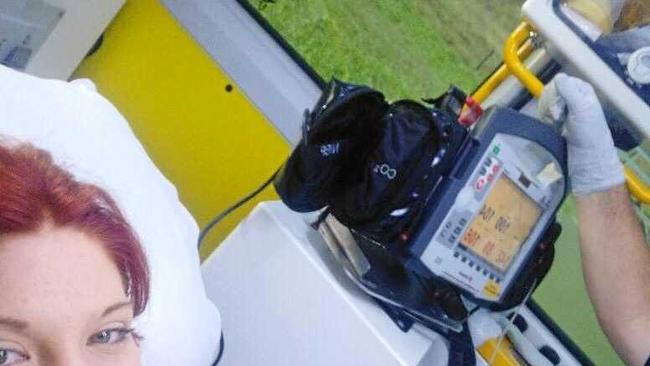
xmin=87 ymin=328 xmax=133 ymax=346
xmin=0 ymin=349 xmax=28 ymax=365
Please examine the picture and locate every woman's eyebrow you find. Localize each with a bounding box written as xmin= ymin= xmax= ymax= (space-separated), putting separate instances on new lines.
xmin=0 ymin=317 xmax=28 ymax=331
xmin=102 ymin=301 xmax=133 ymax=318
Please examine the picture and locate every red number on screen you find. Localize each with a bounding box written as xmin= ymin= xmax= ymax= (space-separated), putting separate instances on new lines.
xmin=463 ymin=228 xmax=480 ymax=247
xmin=496 ymin=250 xmax=508 ymax=265
xmin=482 ymin=241 xmax=495 ymax=257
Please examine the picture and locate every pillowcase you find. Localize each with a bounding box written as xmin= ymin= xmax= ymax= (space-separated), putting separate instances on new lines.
xmin=0 ymin=65 xmax=221 ymax=365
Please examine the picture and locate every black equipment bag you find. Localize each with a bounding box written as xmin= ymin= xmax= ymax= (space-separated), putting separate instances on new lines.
xmin=275 ymin=79 xmax=561 ymax=313
xmin=329 ymin=100 xmax=457 ymax=244
xmin=274 ymin=79 xmax=387 ymax=212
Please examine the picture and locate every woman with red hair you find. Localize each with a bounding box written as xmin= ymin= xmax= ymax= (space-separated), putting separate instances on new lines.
xmin=0 ymin=141 xmax=149 ymax=365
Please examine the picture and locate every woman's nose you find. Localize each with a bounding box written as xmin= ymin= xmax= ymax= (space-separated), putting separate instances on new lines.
xmin=40 ymin=345 xmax=88 ymax=366
xmin=48 ymin=355 xmax=86 ymax=366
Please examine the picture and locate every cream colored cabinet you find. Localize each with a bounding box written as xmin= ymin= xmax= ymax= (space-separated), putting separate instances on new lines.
xmin=0 ymin=0 xmax=125 ymax=79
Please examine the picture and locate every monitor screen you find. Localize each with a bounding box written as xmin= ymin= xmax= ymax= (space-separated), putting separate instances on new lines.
xmin=460 ymin=175 xmax=542 ymax=272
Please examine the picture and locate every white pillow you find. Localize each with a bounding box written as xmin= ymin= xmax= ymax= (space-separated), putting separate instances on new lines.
xmin=0 ymin=65 xmax=221 ymax=365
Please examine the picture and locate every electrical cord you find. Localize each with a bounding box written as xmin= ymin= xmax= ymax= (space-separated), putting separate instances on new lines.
xmin=487 ymin=279 xmax=537 ymax=365
xmin=200 ymin=170 xmax=277 ymax=363
xmin=211 ymin=332 xmax=225 ymax=366
xmin=198 ymin=169 xmax=279 ymax=249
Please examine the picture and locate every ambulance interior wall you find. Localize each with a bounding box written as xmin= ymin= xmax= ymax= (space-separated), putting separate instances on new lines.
xmin=73 ymin=1 xmax=620 ymax=364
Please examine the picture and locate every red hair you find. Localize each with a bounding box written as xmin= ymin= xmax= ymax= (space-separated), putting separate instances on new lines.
xmin=0 ymin=142 xmax=149 ymax=315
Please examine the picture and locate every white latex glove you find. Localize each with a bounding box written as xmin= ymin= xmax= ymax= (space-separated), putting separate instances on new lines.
xmin=539 ymin=73 xmax=625 ymax=195
xmin=537 ymin=79 xmax=567 ymax=127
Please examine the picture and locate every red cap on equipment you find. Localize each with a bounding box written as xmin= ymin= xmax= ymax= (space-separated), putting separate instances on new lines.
xmin=458 ymin=96 xmax=484 ymax=127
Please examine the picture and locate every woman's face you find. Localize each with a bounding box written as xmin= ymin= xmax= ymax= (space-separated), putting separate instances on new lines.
xmin=0 ymin=224 xmax=141 ymax=366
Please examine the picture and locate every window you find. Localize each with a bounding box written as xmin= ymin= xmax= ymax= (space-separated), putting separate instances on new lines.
xmin=253 ymin=0 xmax=524 ymax=100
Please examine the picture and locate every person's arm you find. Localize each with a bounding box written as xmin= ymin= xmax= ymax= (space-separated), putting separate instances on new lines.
xmin=541 ymin=74 xmax=650 ymax=366
xmin=576 ymin=186 xmax=650 ymax=366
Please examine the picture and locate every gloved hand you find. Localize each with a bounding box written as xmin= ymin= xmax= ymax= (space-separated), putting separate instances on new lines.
xmin=539 ymin=73 xmax=625 ymax=195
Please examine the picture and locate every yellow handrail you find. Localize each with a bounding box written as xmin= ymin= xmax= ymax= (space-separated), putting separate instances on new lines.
xmin=472 ymin=39 xmax=534 ymax=105
xmin=625 ymin=167 xmax=650 ymax=204
xmin=501 ymin=21 xmax=650 ymax=203
xmin=503 ymin=22 xmax=544 ymax=99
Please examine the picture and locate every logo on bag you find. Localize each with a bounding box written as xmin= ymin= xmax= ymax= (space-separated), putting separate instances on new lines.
xmin=374 ymin=163 xmax=397 ymax=180
xmin=320 ymin=143 xmax=340 ymax=157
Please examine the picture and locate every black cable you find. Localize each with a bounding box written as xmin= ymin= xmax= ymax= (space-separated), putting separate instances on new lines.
xmin=211 ymin=332 xmax=225 ymax=366
xmin=467 ymin=305 xmax=481 ymax=317
xmin=198 ymin=169 xmax=279 ymax=249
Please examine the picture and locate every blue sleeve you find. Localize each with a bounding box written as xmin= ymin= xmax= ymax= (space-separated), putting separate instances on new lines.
xmin=646 ymin=356 xmax=650 ymax=366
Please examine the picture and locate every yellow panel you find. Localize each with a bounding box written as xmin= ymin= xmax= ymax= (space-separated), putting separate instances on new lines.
xmin=74 ymin=0 xmax=290 ymax=259
xmin=478 ymin=338 xmax=523 ymax=366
